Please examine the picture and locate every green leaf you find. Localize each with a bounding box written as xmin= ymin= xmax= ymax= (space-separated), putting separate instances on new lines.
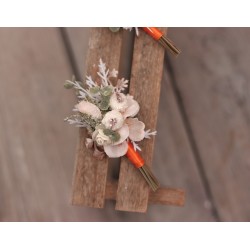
xmin=103 ymin=129 xmax=120 ymax=143
xmin=99 ymin=96 xmax=110 ymax=110
xmin=89 ymin=86 xmax=100 ymax=95
xmin=109 ymin=27 xmax=120 ymax=33
xmin=100 ymin=86 xmax=113 ymax=97
xmin=64 ymin=80 xmax=74 ymax=89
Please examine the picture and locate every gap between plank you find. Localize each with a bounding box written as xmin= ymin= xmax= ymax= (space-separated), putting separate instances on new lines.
xmin=108 ymin=29 xmax=135 ymax=180
xmin=164 ymin=53 xmax=221 ymax=222
xmin=58 ymin=28 xmax=82 ymax=81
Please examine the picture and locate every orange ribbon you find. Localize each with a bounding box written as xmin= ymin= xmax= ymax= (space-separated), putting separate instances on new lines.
xmin=126 ymin=141 xmax=145 ymax=168
xmin=142 ymin=27 xmax=163 ymax=41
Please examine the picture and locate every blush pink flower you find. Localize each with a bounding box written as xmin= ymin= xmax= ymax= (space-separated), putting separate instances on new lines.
xmin=126 ymin=118 xmax=145 ymax=141
xmin=75 ymin=100 xmax=102 ymax=119
xmin=122 ymin=95 xmax=140 ymax=118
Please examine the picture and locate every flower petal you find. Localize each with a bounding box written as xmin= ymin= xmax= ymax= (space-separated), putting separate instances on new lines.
xmin=104 ymin=141 xmax=128 ymax=158
xmin=75 ymin=100 xmax=102 ymax=119
xmin=123 ymin=95 xmax=140 ymax=118
xmin=110 ymin=92 xmax=128 ymax=112
xmin=102 ymin=110 xmax=124 ymax=130
xmin=126 ymin=118 xmax=145 ymax=141
xmin=113 ymin=124 xmax=129 ymax=145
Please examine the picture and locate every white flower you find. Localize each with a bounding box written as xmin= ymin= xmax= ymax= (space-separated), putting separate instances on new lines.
xmin=92 ymin=129 xmax=111 ymax=146
xmin=101 ymin=124 xmax=129 ymax=158
xmin=123 ymin=95 xmax=140 ymax=118
xmin=113 ymin=124 xmax=129 ymax=145
xmin=104 ymin=141 xmax=128 ymax=158
xmin=102 ymin=110 xmax=124 ymax=130
xmin=109 ymin=92 xmax=128 ymax=112
xmin=75 ymin=100 xmax=102 ymax=119
xmin=126 ymin=118 xmax=145 ymax=141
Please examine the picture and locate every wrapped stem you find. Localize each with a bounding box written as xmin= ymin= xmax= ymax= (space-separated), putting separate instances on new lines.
xmin=126 ymin=140 xmax=160 ymax=191
xmin=142 ymin=27 xmax=181 ymax=56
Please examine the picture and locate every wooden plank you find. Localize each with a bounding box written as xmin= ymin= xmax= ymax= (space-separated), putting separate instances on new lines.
xmin=106 ymin=181 xmax=185 ymax=206
xmin=169 ymin=28 xmax=250 ymax=221
xmin=71 ymin=28 xmax=122 ymax=208
xmin=115 ymin=28 xmax=167 ymax=212
xmin=62 ymin=27 xmax=215 ymax=220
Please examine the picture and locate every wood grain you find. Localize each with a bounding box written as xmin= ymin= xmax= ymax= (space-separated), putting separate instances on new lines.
xmin=71 ymin=28 xmax=122 ymax=208
xmin=170 ymin=28 xmax=250 ymax=221
xmin=1 ymin=27 xmax=238 ymax=221
xmin=68 ymin=28 xmax=215 ymax=220
xmin=115 ymin=28 xmax=167 ymax=212
xmin=106 ymin=181 xmax=185 ymax=206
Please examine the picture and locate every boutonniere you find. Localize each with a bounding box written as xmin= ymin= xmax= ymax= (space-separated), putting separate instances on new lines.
xmin=110 ymin=27 xmax=181 ymax=56
xmin=64 ymin=59 xmax=159 ymax=191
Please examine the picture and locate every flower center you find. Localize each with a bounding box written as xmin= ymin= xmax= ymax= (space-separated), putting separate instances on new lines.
xmin=116 ymin=93 xmax=123 ymax=103
xmin=109 ymin=118 xmax=117 ymax=129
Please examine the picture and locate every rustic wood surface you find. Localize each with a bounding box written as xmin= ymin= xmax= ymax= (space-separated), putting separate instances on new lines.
xmin=106 ymin=181 xmax=185 ymax=206
xmin=115 ymin=28 xmax=166 ymax=212
xmin=71 ymin=28 xmax=122 ymax=208
xmin=1 ymin=27 xmax=250 ymax=221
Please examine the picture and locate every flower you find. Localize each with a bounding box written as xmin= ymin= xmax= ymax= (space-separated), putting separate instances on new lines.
xmin=92 ymin=129 xmax=111 ymax=146
xmin=65 ymin=59 xmax=157 ymax=160
xmin=75 ymin=100 xmax=102 ymax=119
xmin=112 ymin=124 xmax=129 ymax=145
xmin=109 ymin=92 xmax=128 ymax=112
xmin=126 ymin=118 xmax=145 ymax=141
xmin=123 ymin=95 xmax=140 ymax=118
xmin=104 ymin=141 xmax=128 ymax=158
xmin=102 ymin=110 xmax=124 ymax=130
xmin=101 ymin=124 xmax=129 ymax=158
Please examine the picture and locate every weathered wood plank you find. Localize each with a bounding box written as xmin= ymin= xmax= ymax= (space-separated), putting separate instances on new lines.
xmin=106 ymin=181 xmax=185 ymax=206
xmin=0 ymin=27 xmax=219 ymax=221
xmin=170 ymin=28 xmax=250 ymax=221
xmin=67 ymin=28 xmax=215 ymax=220
xmin=71 ymin=28 xmax=122 ymax=208
xmin=115 ymin=28 xmax=167 ymax=212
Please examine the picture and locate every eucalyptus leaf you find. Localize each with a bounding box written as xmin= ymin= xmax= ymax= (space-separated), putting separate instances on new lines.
xmin=64 ymin=80 xmax=74 ymax=89
xmin=103 ymin=129 xmax=120 ymax=143
xmin=101 ymin=86 xmax=113 ymax=97
xmin=89 ymin=86 xmax=100 ymax=95
xmin=109 ymin=27 xmax=120 ymax=32
xmin=99 ymin=96 xmax=110 ymax=110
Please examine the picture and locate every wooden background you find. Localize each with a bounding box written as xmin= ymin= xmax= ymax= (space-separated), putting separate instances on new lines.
xmin=0 ymin=28 xmax=249 ymax=221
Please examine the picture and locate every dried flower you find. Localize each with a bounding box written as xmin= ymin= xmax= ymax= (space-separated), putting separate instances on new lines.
xmin=104 ymin=141 xmax=128 ymax=158
xmin=65 ymin=58 xmax=157 ymax=159
xmin=126 ymin=118 xmax=145 ymax=142
xmin=109 ymin=92 xmax=128 ymax=112
xmin=123 ymin=95 xmax=140 ymax=118
xmin=113 ymin=124 xmax=129 ymax=145
xmin=102 ymin=110 xmax=124 ymax=130
xmin=75 ymin=100 xmax=102 ymax=119
xmin=92 ymin=129 xmax=111 ymax=146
